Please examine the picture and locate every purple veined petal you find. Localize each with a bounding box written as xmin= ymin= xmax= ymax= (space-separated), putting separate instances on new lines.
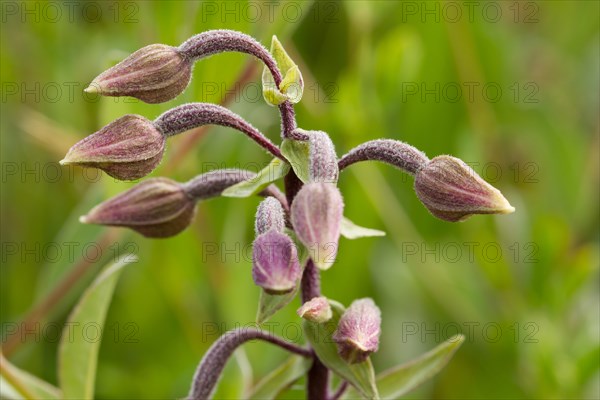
xmin=252 ymin=231 xmax=301 ymax=294
xmin=290 ymin=182 xmax=344 ymax=270
xmin=333 ymin=298 xmax=382 ymax=364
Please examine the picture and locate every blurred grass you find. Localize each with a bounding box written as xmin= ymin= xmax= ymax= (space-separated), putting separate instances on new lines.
xmin=1 ymin=1 xmax=598 ymax=399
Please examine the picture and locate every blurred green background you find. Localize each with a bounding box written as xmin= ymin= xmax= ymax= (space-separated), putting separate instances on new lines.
xmin=1 ymin=1 xmax=598 ymax=398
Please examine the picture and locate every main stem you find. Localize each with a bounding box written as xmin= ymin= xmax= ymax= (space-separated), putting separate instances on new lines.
xmin=301 ymin=259 xmax=330 ymax=400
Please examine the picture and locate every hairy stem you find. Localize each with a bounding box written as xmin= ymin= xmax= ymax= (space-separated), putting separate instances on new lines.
xmin=338 ymin=139 xmax=429 ymax=175
xmin=278 ymin=101 xmax=298 ymax=138
xmin=300 ymin=259 xmax=330 ymax=399
xmin=189 ymin=328 xmax=311 ymax=400
xmin=178 ymin=30 xmax=283 ymax=85
xmin=154 ymin=103 xmax=284 ymax=160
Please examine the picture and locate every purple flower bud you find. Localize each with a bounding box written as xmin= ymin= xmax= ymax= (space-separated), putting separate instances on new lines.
xmin=60 ymin=115 xmax=165 ymax=181
xmin=414 ymin=155 xmax=515 ymax=222
xmin=297 ymin=296 xmax=332 ymax=323
xmin=338 ymin=139 xmax=429 ymax=175
xmin=307 ymin=130 xmax=339 ymax=183
xmin=290 ymin=182 xmax=344 ymax=270
xmin=332 ymin=298 xmax=381 ymax=364
xmin=80 ymin=178 xmax=195 ymax=238
xmin=252 ymin=231 xmax=301 ymax=294
xmin=255 ymin=197 xmax=285 ymax=235
xmin=86 ymin=44 xmax=192 ymax=104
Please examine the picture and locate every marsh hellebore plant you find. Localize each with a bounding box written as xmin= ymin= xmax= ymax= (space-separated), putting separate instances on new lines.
xmin=62 ymin=30 xmax=515 ymax=399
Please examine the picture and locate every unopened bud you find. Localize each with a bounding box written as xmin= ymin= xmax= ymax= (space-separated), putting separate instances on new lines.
xmin=80 ymin=178 xmax=195 ymax=238
xmin=86 ymin=44 xmax=192 ymax=103
xmin=414 ymin=155 xmax=515 ymax=222
xmin=297 ymin=296 xmax=332 ymax=323
xmin=60 ymin=115 xmax=165 ymax=181
xmin=255 ymin=197 xmax=285 ymax=235
xmin=252 ymin=230 xmax=301 ymax=294
xmin=307 ymin=130 xmax=339 ymax=183
xmin=290 ymin=182 xmax=344 ymax=270
xmin=333 ymin=298 xmax=381 ymax=364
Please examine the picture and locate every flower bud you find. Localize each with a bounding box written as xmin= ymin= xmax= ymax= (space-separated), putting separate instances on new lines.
xmin=80 ymin=178 xmax=195 ymax=238
xmin=414 ymin=155 xmax=515 ymax=222
xmin=60 ymin=115 xmax=165 ymax=181
xmin=86 ymin=44 xmax=192 ymax=103
xmin=307 ymin=130 xmax=339 ymax=183
xmin=297 ymin=296 xmax=332 ymax=323
xmin=255 ymin=197 xmax=285 ymax=235
xmin=252 ymin=230 xmax=301 ymax=294
xmin=290 ymin=182 xmax=344 ymax=270
xmin=332 ymin=298 xmax=381 ymax=364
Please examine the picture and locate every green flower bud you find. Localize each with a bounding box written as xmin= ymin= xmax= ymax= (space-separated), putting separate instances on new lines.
xmin=414 ymin=155 xmax=515 ymax=222
xmin=60 ymin=115 xmax=165 ymax=181
xmin=86 ymin=44 xmax=192 ymax=104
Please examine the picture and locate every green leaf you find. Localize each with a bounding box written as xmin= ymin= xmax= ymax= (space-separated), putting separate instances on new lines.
xmin=343 ymin=335 xmax=465 ymax=399
xmin=262 ymin=36 xmax=304 ymax=106
xmin=280 ymin=65 xmax=303 ymax=104
xmin=280 ymin=139 xmax=310 ymax=183
xmin=340 ymin=217 xmax=386 ymax=240
xmin=246 ymin=356 xmax=311 ymax=399
xmin=256 ymin=286 xmax=298 ymax=324
xmin=270 ymin=35 xmax=296 ymax=74
xmin=58 ymin=254 xmax=137 ymax=399
xmin=222 ymin=158 xmax=290 ymax=198
xmin=0 ymin=353 xmax=61 ymax=399
xmin=303 ymin=301 xmax=379 ymax=399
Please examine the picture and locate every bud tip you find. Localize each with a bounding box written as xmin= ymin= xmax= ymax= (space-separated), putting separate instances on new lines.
xmin=84 ymin=84 xmax=98 ymax=94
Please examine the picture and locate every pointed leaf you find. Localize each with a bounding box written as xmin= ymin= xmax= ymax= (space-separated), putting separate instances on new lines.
xmin=256 ymin=286 xmax=298 ymax=324
xmin=280 ymin=65 xmax=303 ymax=104
xmin=58 ymin=254 xmax=137 ymax=399
xmin=262 ymin=36 xmax=304 ymax=106
xmin=0 ymin=353 xmax=61 ymax=399
xmin=280 ymin=139 xmax=310 ymax=183
xmin=270 ymin=35 xmax=296 ymax=74
xmin=222 ymin=158 xmax=289 ymax=198
xmin=246 ymin=356 xmax=311 ymax=400
xmin=340 ymin=217 xmax=386 ymax=240
xmin=343 ymin=335 xmax=465 ymax=399
xmin=303 ymin=301 xmax=379 ymax=399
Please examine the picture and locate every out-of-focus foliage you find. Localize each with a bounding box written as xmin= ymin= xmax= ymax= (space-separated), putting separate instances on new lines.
xmin=1 ymin=1 xmax=598 ymax=398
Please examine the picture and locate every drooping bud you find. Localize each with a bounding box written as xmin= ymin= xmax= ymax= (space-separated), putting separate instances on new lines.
xmin=252 ymin=230 xmax=301 ymax=294
xmin=86 ymin=44 xmax=192 ymax=104
xmin=290 ymin=182 xmax=344 ymax=270
xmin=414 ymin=155 xmax=515 ymax=222
xmin=332 ymin=298 xmax=381 ymax=364
xmin=338 ymin=139 xmax=429 ymax=175
xmin=307 ymin=130 xmax=339 ymax=183
xmin=255 ymin=197 xmax=285 ymax=235
xmin=297 ymin=296 xmax=332 ymax=323
xmin=60 ymin=115 xmax=165 ymax=181
xmin=80 ymin=178 xmax=195 ymax=238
